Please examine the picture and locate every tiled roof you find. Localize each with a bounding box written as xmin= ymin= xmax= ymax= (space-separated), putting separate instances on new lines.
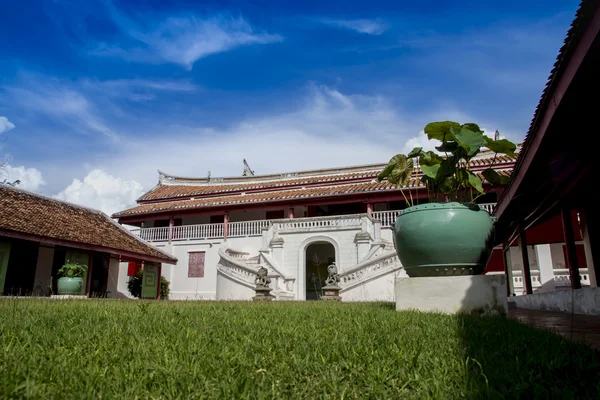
xmin=115 ymin=169 xmax=513 ymax=217
xmin=520 ymin=0 xmax=594 ymax=162
xmin=0 ymin=185 xmax=177 ymax=263
xmin=140 ymin=151 xmax=517 ymax=202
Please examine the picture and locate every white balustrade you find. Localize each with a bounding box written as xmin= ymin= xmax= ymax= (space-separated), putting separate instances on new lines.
xmin=131 ymin=227 xmax=169 ymax=242
xmin=510 ymin=268 xmax=590 ymax=295
xmin=133 ymin=204 xmax=498 ymax=242
xmin=172 ymin=223 xmax=224 ymax=241
xmin=479 ymin=203 xmax=496 ymax=214
xmin=228 ymin=220 xmax=270 ymax=237
xmin=372 ymin=210 xmax=402 ymax=228
xmin=277 ymin=215 xmax=362 ymax=231
xmin=372 ymin=203 xmax=497 ymax=228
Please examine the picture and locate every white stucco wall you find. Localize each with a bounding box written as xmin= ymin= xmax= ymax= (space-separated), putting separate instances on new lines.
xmin=108 ymin=257 xmax=133 ymax=299
xmin=216 ymin=272 xmax=255 ymax=300
xmin=513 ymin=287 xmax=600 ymax=315
xmin=118 ymin=225 xmax=401 ymax=302
xmin=342 ymin=271 xmax=397 ymax=302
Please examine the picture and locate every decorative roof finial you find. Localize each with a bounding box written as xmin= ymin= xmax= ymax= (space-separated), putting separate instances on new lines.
xmin=242 ymin=159 xmax=255 ymax=176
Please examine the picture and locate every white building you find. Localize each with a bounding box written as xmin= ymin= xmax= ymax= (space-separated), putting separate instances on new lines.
xmin=112 ymin=152 xmax=514 ymax=301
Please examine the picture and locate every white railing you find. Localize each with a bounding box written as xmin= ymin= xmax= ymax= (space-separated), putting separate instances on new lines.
xmin=372 ymin=210 xmax=402 ymax=228
xmin=131 ymin=227 xmax=169 ymax=242
xmin=134 ymin=203 xmax=497 ymax=242
xmin=372 ymin=203 xmax=497 ymax=228
xmin=511 ymin=268 xmax=590 ymax=295
xmin=340 ymin=251 xmax=402 ymax=291
xmin=479 ymin=203 xmax=496 ymax=214
xmin=276 ymin=214 xmax=362 ymax=231
xmin=229 ymin=220 xmax=270 ymax=237
xmin=172 ymin=223 xmax=224 ymax=241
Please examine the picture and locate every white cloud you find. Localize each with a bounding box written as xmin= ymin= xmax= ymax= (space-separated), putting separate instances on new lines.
xmin=2 ymin=165 xmax=46 ymax=191
xmin=402 ymin=131 xmax=442 ymax=155
xmin=321 ymin=18 xmax=389 ymax=35
xmin=0 ymin=116 xmax=15 ymax=134
xmin=3 ymin=80 xmax=118 ymax=140
xmin=94 ymin=10 xmax=283 ymax=70
xmin=96 ymin=84 xmax=431 ymax=191
xmin=53 ymin=169 xmax=145 ymax=216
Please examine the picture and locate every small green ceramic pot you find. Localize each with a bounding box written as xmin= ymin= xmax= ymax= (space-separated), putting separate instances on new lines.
xmin=392 ymin=202 xmax=495 ymax=277
xmin=57 ymin=277 xmax=84 ymax=295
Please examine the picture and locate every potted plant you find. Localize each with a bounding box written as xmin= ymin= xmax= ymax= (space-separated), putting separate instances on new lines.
xmin=57 ymin=260 xmax=88 ymax=295
xmin=377 ymin=121 xmax=516 ymax=277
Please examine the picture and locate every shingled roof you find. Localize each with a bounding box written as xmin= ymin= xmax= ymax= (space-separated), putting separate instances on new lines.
xmin=137 ymin=150 xmax=517 ymax=203
xmin=114 ymin=168 xmax=513 ymax=218
xmin=0 ymin=185 xmax=177 ymax=264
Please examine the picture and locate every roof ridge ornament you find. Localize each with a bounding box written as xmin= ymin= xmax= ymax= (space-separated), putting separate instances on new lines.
xmin=242 ymin=159 xmax=255 ymax=176
xmin=158 ymin=170 xmax=175 ymax=183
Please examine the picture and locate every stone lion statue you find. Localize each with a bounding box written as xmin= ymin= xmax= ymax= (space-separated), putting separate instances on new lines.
xmin=254 ymin=266 xmax=271 ymax=288
xmin=325 ymin=262 xmax=340 ymax=286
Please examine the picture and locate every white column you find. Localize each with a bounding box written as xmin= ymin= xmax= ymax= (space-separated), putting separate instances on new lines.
xmin=354 ymin=232 xmax=371 ymax=263
xmin=373 ymin=220 xmax=382 ymax=241
xmin=535 ymin=244 xmax=555 ymax=292
xmin=270 ymin=236 xmax=285 ymax=267
xmin=33 ymin=245 xmax=54 ymax=296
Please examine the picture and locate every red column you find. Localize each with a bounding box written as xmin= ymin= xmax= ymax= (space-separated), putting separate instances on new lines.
xmin=561 ymin=207 xmax=582 ymax=289
xmin=168 ymin=216 xmax=174 ymax=243
xmin=223 ymin=212 xmax=229 ymax=241
xmin=518 ymin=230 xmax=533 ymax=295
xmin=156 ymin=263 xmax=162 ymax=300
xmin=288 ymin=206 xmax=294 ymax=219
xmin=366 ymin=203 xmax=373 ymax=216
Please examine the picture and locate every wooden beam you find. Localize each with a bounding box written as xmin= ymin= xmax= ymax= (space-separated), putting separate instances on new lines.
xmin=561 ymin=207 xmax=582 ymax=289
xmin=518 ymin=229 xmax=533 ymax=295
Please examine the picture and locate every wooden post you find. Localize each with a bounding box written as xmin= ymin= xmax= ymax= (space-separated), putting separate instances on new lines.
xmin=518 ymin=229 xmax=533 ymax=295
xmin=156 ymin=263 xmax=162 ymax=300
xmin=366 ymin=203 xmax=373 ymax=216
xmin=581 ymin=204 xmax=600 ymax=287
xmin=502 ymin=241 xmax=512 ymax=297
xmin=288 ymin=206 xmax=294 ymax=219
xmin=168 ymin=217 xmax=174 ymax=244
xmin=85 ymin=254 xmax=93 ymax=297
xmin=561 ymin=207 xmax=582 ymax=289
xmin=223 ymin=212 xmax=229 ymax=241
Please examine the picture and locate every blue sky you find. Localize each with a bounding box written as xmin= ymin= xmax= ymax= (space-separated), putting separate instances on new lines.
xmin=0 ymin=0 xmax=579 ymax=215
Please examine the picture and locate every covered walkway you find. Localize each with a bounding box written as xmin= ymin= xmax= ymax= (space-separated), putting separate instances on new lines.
xmin=509 ymin=308 xmax=600 ymax=350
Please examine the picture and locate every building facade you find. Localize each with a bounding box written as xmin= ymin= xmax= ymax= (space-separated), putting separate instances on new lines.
xmin=113 ymin=150 xmax=516 ymax=301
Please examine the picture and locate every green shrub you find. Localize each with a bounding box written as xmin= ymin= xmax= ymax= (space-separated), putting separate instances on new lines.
xmin=126 ymin=269 xmax=170 ymax=300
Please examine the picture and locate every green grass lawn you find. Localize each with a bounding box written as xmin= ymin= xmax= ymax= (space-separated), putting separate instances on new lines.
xmin=1 ymin=300 xmax=599 ymax=399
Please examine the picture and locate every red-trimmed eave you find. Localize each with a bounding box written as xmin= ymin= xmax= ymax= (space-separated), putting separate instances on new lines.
xmin=116 ymin=184 xmax=507 ymax=225
xmin=138 ymin=161 xmax=517 ymax=205
xmin=0 ymin=228 xmax=177 ymax=265
xmin=494 ymin=3 xmax=600 ymax=221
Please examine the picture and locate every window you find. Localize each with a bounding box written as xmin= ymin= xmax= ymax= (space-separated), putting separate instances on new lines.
xmin=188 ymin=252 xmax=205 ymax=277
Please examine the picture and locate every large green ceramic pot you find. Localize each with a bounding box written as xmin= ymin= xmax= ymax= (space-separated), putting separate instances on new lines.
xmin=57 ymin=277 xmax=84 ymax=295
xmin=392 ymin=202 xmax=495 ymax=277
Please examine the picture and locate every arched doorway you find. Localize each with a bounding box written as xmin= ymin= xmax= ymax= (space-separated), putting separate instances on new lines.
xmin=305 ymin=242 xmax=335 ymax=300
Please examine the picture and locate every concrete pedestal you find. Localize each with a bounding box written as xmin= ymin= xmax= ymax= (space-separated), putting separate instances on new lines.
xmin=395 ymin=275 xmax=508 ymax=315
xmin=320 ymin=285 xmax=341 ymax=301
xmin=252 ymin=286 xmax=275 ymax=301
